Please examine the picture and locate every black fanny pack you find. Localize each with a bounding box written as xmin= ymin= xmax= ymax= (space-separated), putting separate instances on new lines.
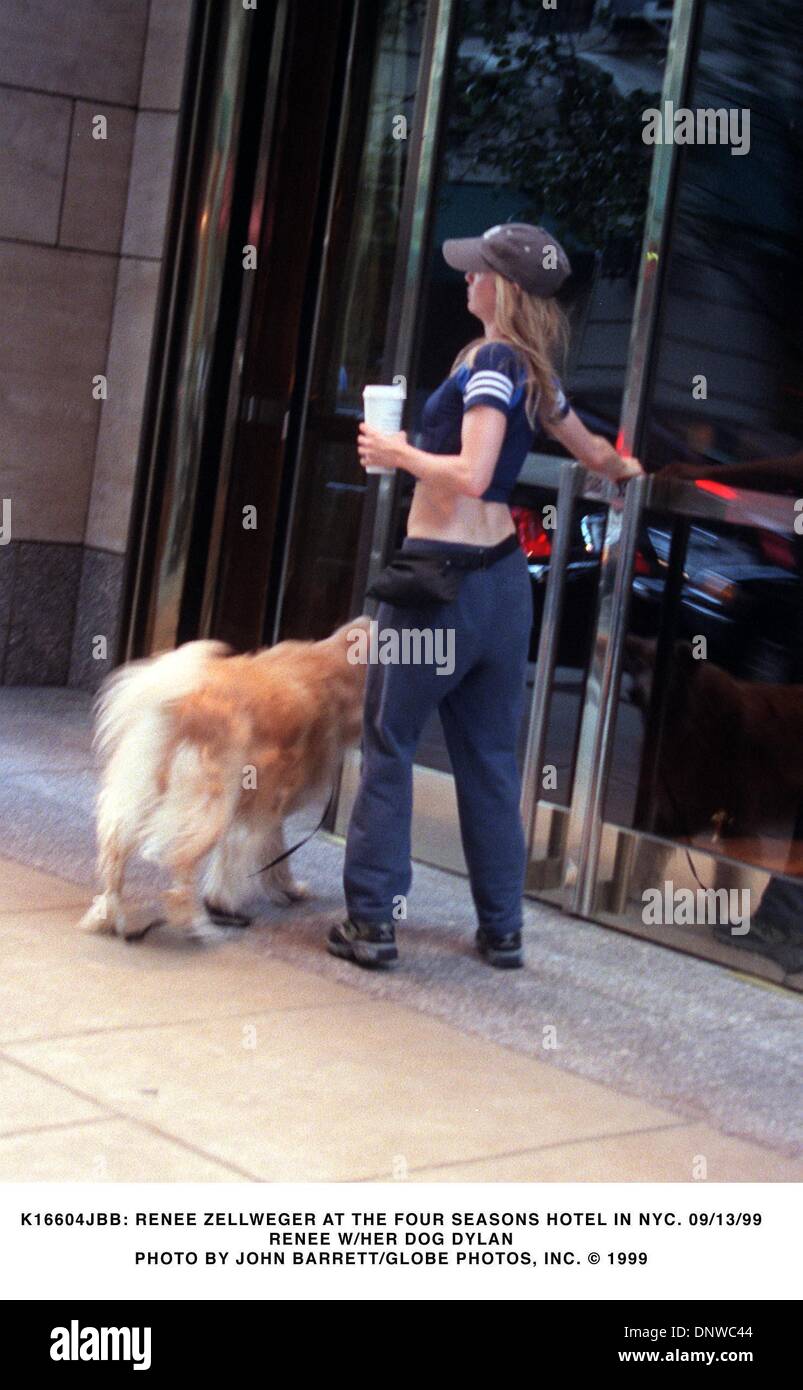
xmin=365 ymin=532 xmax=520 ymax=607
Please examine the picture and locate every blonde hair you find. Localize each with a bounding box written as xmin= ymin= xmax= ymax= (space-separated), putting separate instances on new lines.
xmin=449 ymin=272 xmax=570 ymax=431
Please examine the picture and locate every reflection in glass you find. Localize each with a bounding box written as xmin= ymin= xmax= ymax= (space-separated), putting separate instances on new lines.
xmin=606 ymin=509 xmax=803 ymax=974
xmin=403 ymin=0 xmax=672 ymax=774
xmin=644 ymin=0 xmax=803 ymax=486
xmin=278 ymin=0 xmax=425 ymax=641
xmin=600 ymin=0 xmax=803 ymax=973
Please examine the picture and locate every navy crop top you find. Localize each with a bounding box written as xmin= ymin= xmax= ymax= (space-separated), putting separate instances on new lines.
xmin=418 ymin=340 xmax=570 ymax=502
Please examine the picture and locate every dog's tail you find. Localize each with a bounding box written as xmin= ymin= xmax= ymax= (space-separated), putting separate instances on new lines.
xmin=94 ymin=641 xmax=230 ymax=761
xmin=93 ymin=641 xmax=232 ymax=868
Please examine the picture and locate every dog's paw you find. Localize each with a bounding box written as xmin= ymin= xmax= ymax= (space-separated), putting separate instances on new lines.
xmin=78 ymin=895 xmax=116 ymax=934
xmin=203 ymin=897 xmax=254 ymax=927
xmin=259 ymin=872 xmax=309 ymax=906
xmin=120 ymin=917 xmax=162 ymax=943
xmin=282 ymin=879 xmax=311 ymax=903
xmin=185 ymin=916 xmax=232 ymax=943
xmin=262 ymin=877 xmax=312 ymax=905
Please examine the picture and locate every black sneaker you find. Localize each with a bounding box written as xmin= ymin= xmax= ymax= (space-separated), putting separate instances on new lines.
xmin=327 ymin=917 xmax=398 ymax=968
xmin=475 ymin=925 xmax=523 ymax=969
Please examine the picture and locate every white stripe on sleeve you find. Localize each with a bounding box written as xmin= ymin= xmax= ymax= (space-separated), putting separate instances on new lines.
xmin=463 ymin=369 xmax=514 ymax=405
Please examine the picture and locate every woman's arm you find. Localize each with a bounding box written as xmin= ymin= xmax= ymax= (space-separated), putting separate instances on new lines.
xmin=357 ymin=404 xmax=643 ymax=490
xmin=543 ymin=408 xmax=643 ymax=481
xmin=357 ymin=406 xmax=506 ymax=498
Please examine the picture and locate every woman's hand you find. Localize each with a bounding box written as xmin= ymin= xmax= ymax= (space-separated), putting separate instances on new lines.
xmin=357 ymin=422 xmax=408 ymax=472
xmin=606 ymin=451 xmax=645 ymax=483
xmin=595 ymin=439 xmax=644 ymax=482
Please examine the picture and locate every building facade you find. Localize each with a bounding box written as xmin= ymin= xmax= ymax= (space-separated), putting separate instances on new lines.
xmin=4 ymin=0 xmax=803 ymax=985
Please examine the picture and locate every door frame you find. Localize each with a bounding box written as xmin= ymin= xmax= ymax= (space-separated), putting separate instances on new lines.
xmin=563 ymin=0 xmax=701 ymax=915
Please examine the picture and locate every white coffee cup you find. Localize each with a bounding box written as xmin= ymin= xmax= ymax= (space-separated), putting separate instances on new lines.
xmin=362 ymin=383 xmax=405 ymax=473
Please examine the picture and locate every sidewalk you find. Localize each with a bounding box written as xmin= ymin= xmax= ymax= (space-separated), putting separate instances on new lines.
xmin=0 ymin=687 xmax=801 ymax=1182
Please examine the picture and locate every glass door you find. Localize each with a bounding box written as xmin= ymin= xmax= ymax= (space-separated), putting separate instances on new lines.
xmin=569 ymin=0 xmax=803 ymax=990
xmin=273 ymin=0 xmax=432 ymax=645
xmin=335 ymin=0 xmax=803 ymax=990
xmin=338 ymin=0 xmax=677 ymax=872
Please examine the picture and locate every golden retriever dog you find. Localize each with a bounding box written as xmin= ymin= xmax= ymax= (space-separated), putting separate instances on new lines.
xmin=79 ymin=615 xmax=371 ymax=941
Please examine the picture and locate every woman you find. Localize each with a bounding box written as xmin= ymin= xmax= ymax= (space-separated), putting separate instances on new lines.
xmin=328 ymin=223 xmax=643 ymax=970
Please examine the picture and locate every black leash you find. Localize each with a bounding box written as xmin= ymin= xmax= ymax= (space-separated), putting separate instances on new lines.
xmin=656 ymin=769 xmax=733 ymax=893
xmin=250 ymin=785 xmax=336 ymax=878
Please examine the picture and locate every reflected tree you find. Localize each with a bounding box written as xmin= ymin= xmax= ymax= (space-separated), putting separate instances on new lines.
xmin=447 ymin=0 xmax=666 ymax=253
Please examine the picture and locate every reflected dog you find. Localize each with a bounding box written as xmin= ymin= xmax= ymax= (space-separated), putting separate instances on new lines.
xmin=79 ymin=616 xmax=371 ymax=940
xmin=625 ymin=635 xmax=803 ymax=840
xmin=623 ymin=636 xmax=803 ymax=903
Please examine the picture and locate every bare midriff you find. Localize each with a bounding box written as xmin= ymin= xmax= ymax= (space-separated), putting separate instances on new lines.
xmin=405 ymin=478 xmax=515 ymax=545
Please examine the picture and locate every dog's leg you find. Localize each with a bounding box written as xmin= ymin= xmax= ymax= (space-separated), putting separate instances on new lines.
xmin=260 ymin=822 xmax=311 ymax=904
xmin=79 ymin=832 xmax=131 ymax=936
xmin=143 ymin=739 xmax=247 ymax=941
xmin=201 ymin=821 xmax=256 ymax=924
xmin=160 ymin=857 xmax=228 ymax=941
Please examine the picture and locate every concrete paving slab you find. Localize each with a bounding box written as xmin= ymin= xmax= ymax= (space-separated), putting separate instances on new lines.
xmin=0 ymin=855 xmax=89 ymax=910
xmin=409 ymin=1124 xmax=803 ymax=1182
xmin=0 ymin=1055 xmax=106 ymax=1135
xmin=0 ymin=905 xmax=370 ymax=1044
xmin=0 ymin=1116 xmax=250 ymax=1182
xmin=4 ymin=1005 xmax=687 ymax=1183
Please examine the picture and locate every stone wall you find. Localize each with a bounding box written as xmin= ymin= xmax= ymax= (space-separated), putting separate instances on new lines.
xmin=0 ymin=0 xmax=193 ymax=689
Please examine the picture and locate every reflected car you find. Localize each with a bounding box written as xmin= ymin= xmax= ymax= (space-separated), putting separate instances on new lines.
xmin=509 ymin=489 xmax=803 ymax=681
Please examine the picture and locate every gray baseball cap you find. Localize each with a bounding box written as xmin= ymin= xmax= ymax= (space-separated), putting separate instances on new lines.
xmin=442 ymin=222 xmax=571 ymax=297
